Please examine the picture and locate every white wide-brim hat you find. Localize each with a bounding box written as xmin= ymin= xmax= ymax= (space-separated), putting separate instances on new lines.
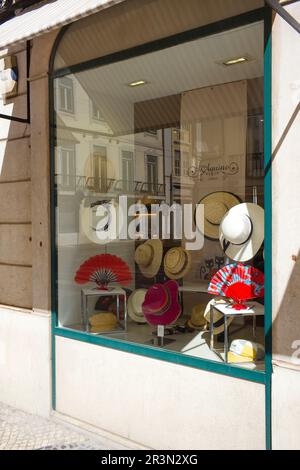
xmin=203 ymin=297 xmax=234 ymax=335
xmin=128 ymin=289 xmax=147 ymax=324
xmin=219 ymin=203 xmax=264 ymax=262
xmin=195 ymin=191 xmax=241 ymax=240
xmin=135 ymin=239 xmax=163 ymax=278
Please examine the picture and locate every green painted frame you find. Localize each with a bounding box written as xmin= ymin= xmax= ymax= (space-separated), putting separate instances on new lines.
xmin=49 ymin=4 xmax=273 ymax=449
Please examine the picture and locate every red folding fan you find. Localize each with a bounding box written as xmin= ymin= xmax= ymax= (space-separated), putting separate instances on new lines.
xmin=75 ymin=254 xmax=132 ymax=290
xmin=208 ymin=263 xmax=264 ymax=309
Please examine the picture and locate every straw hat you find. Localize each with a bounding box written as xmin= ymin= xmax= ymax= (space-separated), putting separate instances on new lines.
xmin=219 ymin=203 xmax=264 ymax=262
xmin=203 ymin=298 xmax=234 ymax=335
xmin=134 ymin=239 xmax=163 ymax=278
xmin=89 ymin=312 xmax=117 ymax=332
xmin=128 ymin=289 xmax=147 ymax=324
xmin=187 ymin=304 xmax=207 ymax=329
xmin=142 ymin=280 xmax=181 ymax=326
xmin=195 ymin=191 xmax=241 ymax=240
xmin=164 ymin=247 xmax=192 ymax=280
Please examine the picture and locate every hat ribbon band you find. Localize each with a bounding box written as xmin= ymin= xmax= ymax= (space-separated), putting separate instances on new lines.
xmin=223 ymin=216 xmax=253 ymax=252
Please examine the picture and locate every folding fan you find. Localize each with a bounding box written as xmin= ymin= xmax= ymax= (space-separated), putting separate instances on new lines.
xmin=75 ymin=254 xmax=132 ymax=290
xmin=208 ymin=263 xmax=264 ymax=309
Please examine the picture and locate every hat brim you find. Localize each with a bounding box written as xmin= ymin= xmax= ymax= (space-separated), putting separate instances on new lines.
xmin=164 ymin=249 xmax=192 ymax=280
xmin=219 ymin=203 xmax=264 ymax=262
xmin=128 ymin=289 xmax=147 ymax=324
xmin=203 ymin=298 xmax=234 ymax=335
xmin=136 ymin=239 xmax=163 ymax=278
xmin=196 ymin=192 xmax=241 ymax=241
xmin=228 ymin=351 xmax=254 ymax=363
xmin=143 ymin=280 xmax=181 ymax=326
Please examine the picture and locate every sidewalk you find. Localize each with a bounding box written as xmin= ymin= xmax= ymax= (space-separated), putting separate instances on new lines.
xmin=0 ymin=402 xmax=133 ymax=450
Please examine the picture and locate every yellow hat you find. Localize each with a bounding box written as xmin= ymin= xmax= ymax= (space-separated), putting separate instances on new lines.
xmin=187 ymin=304 xmax=207 ymax=329
xmin=89 ymin=312 xmax=117 ymax=332
xmin=228 ymin=339 xmax=257 ymax=363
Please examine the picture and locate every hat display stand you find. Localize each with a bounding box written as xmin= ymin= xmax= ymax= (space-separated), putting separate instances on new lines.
xmin=148 ymin=325 xmax=176 ymax=347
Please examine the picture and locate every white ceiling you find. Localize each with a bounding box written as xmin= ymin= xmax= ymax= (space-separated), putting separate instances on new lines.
xmin=76 ymin=21 xmax=263 ymax=104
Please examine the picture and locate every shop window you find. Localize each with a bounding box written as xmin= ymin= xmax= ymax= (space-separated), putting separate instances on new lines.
xmin=54 ymin=20 xmax=266 ymax=372
xmin=58 ymin=77 xmax=74 ymax=113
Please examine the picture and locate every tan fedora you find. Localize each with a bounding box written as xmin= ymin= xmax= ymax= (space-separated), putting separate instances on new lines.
xmin=134 ymin=239 xmax=163 ymax=278
xmin=89 ymin=312 xmax=117 ymax=332
xmin=187 ymin=304 xmax=207 ymax=329
xmin=128 ymin=289 xmax=147 ymax=324
xmin=203 ymin=298 xmax=234 ymax=335
xmin=195 ymin=191 xmax=241 ymax=240
xmin=164 ymin=247 xmax=191 ymax=280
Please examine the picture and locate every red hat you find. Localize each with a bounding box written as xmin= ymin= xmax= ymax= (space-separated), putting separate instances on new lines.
xmin=142 ymin=280 xmax=181 ymax=326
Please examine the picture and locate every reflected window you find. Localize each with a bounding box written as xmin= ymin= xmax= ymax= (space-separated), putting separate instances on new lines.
xmin=146 ymin=155 xmax=158 ymax=193
xmin=58 ymin=77 xmax=74 ymax=113
xmin=57 ymin=143 xmax=76 ymax=190
xmin=121 ymin=150 xmax=134 ymax=192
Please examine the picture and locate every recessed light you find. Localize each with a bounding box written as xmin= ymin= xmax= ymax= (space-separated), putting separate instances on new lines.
xmin=128 ymin=80 xmax=147 ymax=87
xmin=223 ymin=57 xmax=248 ymax=66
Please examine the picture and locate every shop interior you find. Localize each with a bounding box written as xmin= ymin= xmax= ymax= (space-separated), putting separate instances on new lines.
xmin=54 ymin=21 xmax=265 ymax=370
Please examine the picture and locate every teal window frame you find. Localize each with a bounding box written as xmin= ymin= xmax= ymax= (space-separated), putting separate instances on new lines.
xmin=49 ymin=4 xmax=273 ymax=449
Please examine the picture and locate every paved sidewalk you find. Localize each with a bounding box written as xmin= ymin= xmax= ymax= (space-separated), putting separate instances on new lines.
xmin=0 ymin=402 xmax=132 ymax=450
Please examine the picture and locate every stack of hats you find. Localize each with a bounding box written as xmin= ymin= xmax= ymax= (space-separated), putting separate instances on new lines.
xmin=164 ymin=247 xmax=191 ymax=280
xmin=89 ymin=312 xmax=117 ymax=332
xmin=228 ymin=339 xmax=264 ymax=363
xmin=142 ymin=280 xmax=181 ymax=326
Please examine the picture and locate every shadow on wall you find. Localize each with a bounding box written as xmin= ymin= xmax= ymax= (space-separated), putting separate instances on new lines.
xmin=272 ymin=250 xmax=300 ymax=365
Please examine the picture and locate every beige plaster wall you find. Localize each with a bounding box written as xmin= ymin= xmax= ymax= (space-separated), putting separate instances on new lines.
xmin=272 ymin=2 xmax=300 ymax=367
xmin=56 ymin=336 xmax=266 ymax=450
xmin=271 ymin=1 xmax=300 ymax=450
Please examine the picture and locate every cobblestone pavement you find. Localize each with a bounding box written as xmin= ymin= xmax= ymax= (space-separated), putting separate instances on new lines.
xmin=0 ymin=402 xmax=132 ymax=450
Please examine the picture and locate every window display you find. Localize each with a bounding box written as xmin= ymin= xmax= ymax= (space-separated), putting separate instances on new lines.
xmin=53 ymin=21 xmax=265 ymax=370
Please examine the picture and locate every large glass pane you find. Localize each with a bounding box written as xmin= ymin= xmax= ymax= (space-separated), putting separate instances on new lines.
xmin=54 ymin=21 xmax=265 ymax=371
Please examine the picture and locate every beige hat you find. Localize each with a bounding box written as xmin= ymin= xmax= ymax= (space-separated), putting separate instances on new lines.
xmin=128 ymin=289 xmax=147 ymax=324
xmin=187 ymin=304 xmax=207 ymax=329
xmin=203 ymin=297 xmax=234 ymax=335
xmin=219 ymin=203 xmax=264 ymax=262
xmin=195 ymin=191 xmax=241 ymax=240
xmin=89 ymin=312 xmax=117 ymax=332
xmin=134 ymin=239 xmax=163 ymax=278
xmin=164 ymin=247 xmax=192 ymax=280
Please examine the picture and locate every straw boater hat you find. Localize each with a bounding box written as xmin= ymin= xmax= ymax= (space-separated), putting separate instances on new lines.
xmin=134 ymin=239 xmax=163 ymax=278
xmin=195 ymin=191 xmax=241 ymax=240
xmin=89 ymin=312 xmax=117 ymax=332
xmin=219 ymin=203 xmax=264 ymax=262
xmin=127 ymin=289 xmax=147 ymax=324
xmin=142 ymin=280 xmax=181 ymax=326
xmin=164 ymin=247 xmax=192 ymax=280
xmin=187 ymin=304 xmax=207 ymax=330
xmin=203 ymin=298 xmax=234 ymax=335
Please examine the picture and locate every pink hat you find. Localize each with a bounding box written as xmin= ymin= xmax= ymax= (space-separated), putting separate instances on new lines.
xmin=142 ymin=280 xmax=181 ymax=326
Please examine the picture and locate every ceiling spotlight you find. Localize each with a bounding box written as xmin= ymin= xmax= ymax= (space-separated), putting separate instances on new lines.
xmin=222 ymin=56 xmax=252 ymax=66
xmin=128 ymin=80 xmax=147 ymax=87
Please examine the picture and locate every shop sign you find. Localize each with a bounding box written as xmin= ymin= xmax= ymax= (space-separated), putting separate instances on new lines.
xmin=188 ymin=160 xmax=240 ymax=178
xmin=0 ymin=55 xmax=18 ymax=98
